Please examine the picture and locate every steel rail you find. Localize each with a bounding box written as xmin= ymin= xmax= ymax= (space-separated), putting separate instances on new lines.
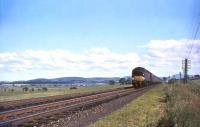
xmin=0 ymin=86 xmax=132 ymax=111
xmin=0 ymin=86 xmax=152 ymax=127
xmin=0 ymin=88 xmax=132 ymax=120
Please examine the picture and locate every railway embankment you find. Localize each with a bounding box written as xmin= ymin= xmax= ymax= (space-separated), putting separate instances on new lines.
xmin=157 ymin=80 xmax=200 ymax=127
xmin=90 ymin=80 xmax=200 ymax=127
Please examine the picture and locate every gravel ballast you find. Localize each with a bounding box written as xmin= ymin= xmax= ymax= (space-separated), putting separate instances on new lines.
xmin=39 ymin=87 xmax=151 ymax=127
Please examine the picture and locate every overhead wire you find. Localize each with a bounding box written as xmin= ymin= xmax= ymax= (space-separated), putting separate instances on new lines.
xmin=180 ymin=4 xmax=200 ymax=79
xmin=187 ymin=3 xmax=200 ymax=58
xmin=188 ymin=19 xmax=200 ymax=58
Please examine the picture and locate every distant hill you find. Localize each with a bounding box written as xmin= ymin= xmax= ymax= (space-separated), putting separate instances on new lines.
xmin=5 ymin=77 xmax=121 ymax=85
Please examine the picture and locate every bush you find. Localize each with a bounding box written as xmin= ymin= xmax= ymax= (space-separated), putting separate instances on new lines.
xmin=22 ymin=87 xmax=29 ymax=92
xmin=108 ymin=80 xmax=115 ymax=85
xmin=70 ymin=86 xmax=77 ymax=89
xmin=9 ymin=89 xmax=14 ymax=92
xmin=42 ymin=87 xmax=48 ymax=91
xmin=119 ymin=78 xmax=126 ymax=85
xmin=125 ymin=77 xmax=132 ymax=84
xmin=119 ymin=78 xmax=132 ymax=85
xmin=31 ymin=88 xmax=34 ymax=92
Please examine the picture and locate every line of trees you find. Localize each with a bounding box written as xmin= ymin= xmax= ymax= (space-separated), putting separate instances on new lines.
xmin=108 ymin=78 xmax=132 ymax=85
xmin=108 ymin=80 xmax=115 ymax=85
xmin=119 ymin=78 xmax=132 ymax=85
xmin=22 ymin=87 xmax=48 ymax=92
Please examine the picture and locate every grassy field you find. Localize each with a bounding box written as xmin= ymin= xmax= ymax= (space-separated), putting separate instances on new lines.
xmin=0 ymin=84 xmax=131 ymax=102
xmin=89 ymin=84 xmax=166 ymax=127
xmin=158 ymin=79 xmax=200 ymax=127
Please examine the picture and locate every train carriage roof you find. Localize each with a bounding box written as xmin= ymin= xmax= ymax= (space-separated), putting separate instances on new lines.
xmin=132 ymin=67 xmax=149 ymax=73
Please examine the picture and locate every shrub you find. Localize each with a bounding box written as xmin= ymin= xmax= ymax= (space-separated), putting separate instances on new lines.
xmin=108 ymin=80 xmax=115 ymax=85
xmin=70 ymin=86 xmax=77 ymax=89
xmin=119 ymin=78 xmax=126 ymax=85
xmin=42 ymin=87 xmax=48 ymax=91
xmin=31 ymin=88 xmax=34 ymax=92
xmin=22 ymin=87 xmax=29 ymax=92
xmin=9 ymin=89 xmax=14 ymax=92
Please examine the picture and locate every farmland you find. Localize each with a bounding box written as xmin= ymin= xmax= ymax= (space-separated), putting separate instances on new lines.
xmin=0 ymin=84 xmax=131 ymax=102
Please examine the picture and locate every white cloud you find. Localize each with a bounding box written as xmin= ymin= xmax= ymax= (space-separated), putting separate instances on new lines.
xmin=144 ymin=39 xmax=200 ymax=76
xmin=0 ymin=48 xmax=140 ymax=79
xmin=0 ymin=39 xmax=200 ymax=80
xmin=0 ymin=64 xmax=4 ymax=68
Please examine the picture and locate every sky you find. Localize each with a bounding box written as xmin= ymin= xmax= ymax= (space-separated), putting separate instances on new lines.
xmin=0 ymin=0 xmax=200 ymax=81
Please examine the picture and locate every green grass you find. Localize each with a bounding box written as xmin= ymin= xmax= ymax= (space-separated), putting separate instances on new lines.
xmin=0 ymin=84 xmax=131 ymax=102
xmin=89 ymin=84 xmax=166 ymax=127
xmin=158 ymin=80 xmax=200 ymax=127
xmin=189 ymin=79 xmax=200 ymax=86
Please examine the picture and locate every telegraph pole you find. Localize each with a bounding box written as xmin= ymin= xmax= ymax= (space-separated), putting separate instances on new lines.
xmin=182 ymin=59 xmax=191 ymax=84
xmin=184 ymin=59 xmax=188 ymax=84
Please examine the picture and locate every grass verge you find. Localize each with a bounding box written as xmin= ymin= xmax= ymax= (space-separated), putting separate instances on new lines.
xmin=89 ymin=85 xmax=166 ymax=127
xmin=157 ymin=80 xmax=200 ymax=127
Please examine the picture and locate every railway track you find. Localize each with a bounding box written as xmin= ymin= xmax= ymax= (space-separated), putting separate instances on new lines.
xmin=0 ymin=86 xmax=152 ymax=127
xmin=0 ymin=86 xmax=132 ymax=111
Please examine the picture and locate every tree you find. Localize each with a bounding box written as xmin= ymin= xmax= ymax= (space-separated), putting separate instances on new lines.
xmin=9 ymin=89 xmax=14 ymax=92
xmin=125 ymin=78 xmax=132 ymax=84
xmin=31 ymin=88 xmax=34 ymax=92
xmin=119 ymin=78 xmax=126 ymax=85
xmin=22 ymin=87 xmax=29 ymax=92
xmin=42 ymin=87 xmax=48 ymax=91
xmin=163 ymin=77 xmax=167 ymax=82
xmin=108 ymin=80 xmax=115 ymax=85
xmin=70 ymin=86 xmax=77 ymax=89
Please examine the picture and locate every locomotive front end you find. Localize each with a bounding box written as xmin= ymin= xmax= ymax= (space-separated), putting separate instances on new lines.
xmin=132 ymin=67 xmax=145 ymax=88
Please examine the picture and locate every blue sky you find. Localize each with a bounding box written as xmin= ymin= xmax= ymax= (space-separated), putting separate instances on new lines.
xmin=0 ymin=0 xmax=200 ymax=81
